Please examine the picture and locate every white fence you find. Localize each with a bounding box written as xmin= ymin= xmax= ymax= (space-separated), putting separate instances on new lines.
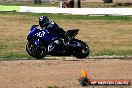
xmin=1 ymin=5 xmax=132 ymax=16
xmin=20 ymin=6 xmax=132 ymax=16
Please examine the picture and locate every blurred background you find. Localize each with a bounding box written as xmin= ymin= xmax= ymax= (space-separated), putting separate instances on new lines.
xmin=0 ymin=0 xmax=132 ymax=8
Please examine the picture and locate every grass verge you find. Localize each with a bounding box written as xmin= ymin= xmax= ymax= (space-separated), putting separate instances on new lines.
xmin=0 ymin=12 xmax=132 ymax=59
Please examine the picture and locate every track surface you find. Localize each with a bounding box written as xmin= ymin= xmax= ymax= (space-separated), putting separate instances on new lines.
xmin=0 ymin=57 xmax=132 ymax=88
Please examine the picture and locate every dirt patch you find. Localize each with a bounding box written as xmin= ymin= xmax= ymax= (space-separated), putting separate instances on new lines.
xmin=0 ymin=58 xmax=132 ymax=88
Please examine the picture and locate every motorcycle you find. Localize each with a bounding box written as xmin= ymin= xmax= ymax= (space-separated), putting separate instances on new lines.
xmin=26 ymin=25 xmax=90 ymax=59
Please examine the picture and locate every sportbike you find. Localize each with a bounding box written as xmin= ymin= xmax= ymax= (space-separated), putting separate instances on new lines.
xmin=26 ymin=25 xmax=90 ymax=59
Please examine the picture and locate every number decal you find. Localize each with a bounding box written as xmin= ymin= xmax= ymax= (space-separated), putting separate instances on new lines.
xmin=36 ymin=31 xmax=45 ymax=37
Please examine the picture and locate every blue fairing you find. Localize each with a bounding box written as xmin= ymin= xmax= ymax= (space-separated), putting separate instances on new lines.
xmin=27 ymin=25 xmax=59 ymax=44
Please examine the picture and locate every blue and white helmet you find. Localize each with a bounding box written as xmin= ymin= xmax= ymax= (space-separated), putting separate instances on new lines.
xmin=39 ymin=16 xmax=49 ymax=27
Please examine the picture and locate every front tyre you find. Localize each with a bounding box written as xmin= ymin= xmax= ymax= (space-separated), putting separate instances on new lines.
xmin=26 ymin=42 xmax=47 ymax=59
xmin=72 ymin=39 xmax=90 ymax=58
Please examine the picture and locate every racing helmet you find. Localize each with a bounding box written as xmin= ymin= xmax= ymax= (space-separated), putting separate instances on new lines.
xmin=39 ymin=16 xmax=49 ymax=27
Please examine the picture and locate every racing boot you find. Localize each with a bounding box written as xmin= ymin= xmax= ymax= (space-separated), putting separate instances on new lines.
xmin=57 ymin=28 xmax=70 ymax=45
xmin=60 ymin=33 xmax=70 ymax=45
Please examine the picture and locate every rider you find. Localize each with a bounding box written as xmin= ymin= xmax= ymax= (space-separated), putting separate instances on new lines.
xmin=38 ymin=16 xmax=69 ymax=44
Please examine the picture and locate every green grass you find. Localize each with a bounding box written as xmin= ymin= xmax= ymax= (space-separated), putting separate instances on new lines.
xmin=94 ymin=49 xmax=132 ymax=56
xmin=0 ymin=12 xmax=132 ymax=59
xmin=1 ymin=12 xmax=132 ymax=21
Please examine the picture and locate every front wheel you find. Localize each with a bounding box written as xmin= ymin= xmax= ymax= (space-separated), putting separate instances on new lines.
xmin=26 ymin=42 xmax=47 ymax=59
xmin=72 ymin=39 xmax=90 ymax=58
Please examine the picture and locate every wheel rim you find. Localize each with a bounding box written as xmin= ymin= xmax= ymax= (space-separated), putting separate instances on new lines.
xmin=82 ymin=46 xmax=88 ymax=54
xmin=29 ymin=44 xmax=46 ymax=56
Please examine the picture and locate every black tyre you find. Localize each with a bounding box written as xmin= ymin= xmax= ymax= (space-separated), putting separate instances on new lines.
xmin=26 ymin=42 xmax=47 ymax=59
xmin=72 ymin=39 xmax=90 ymax=58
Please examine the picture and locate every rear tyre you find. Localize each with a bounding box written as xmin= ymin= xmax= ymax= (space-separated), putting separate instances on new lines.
xmin=26 ymin=42 xmax=47 ymax=59
xmin=72 ymin=39 xmax=90 ymax=58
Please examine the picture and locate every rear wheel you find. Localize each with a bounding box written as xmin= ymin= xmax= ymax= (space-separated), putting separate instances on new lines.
xmin=72 ymin=39 xmax=90 ymax=58
xmin=26 ymin=42 xmax=47 ymax=59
